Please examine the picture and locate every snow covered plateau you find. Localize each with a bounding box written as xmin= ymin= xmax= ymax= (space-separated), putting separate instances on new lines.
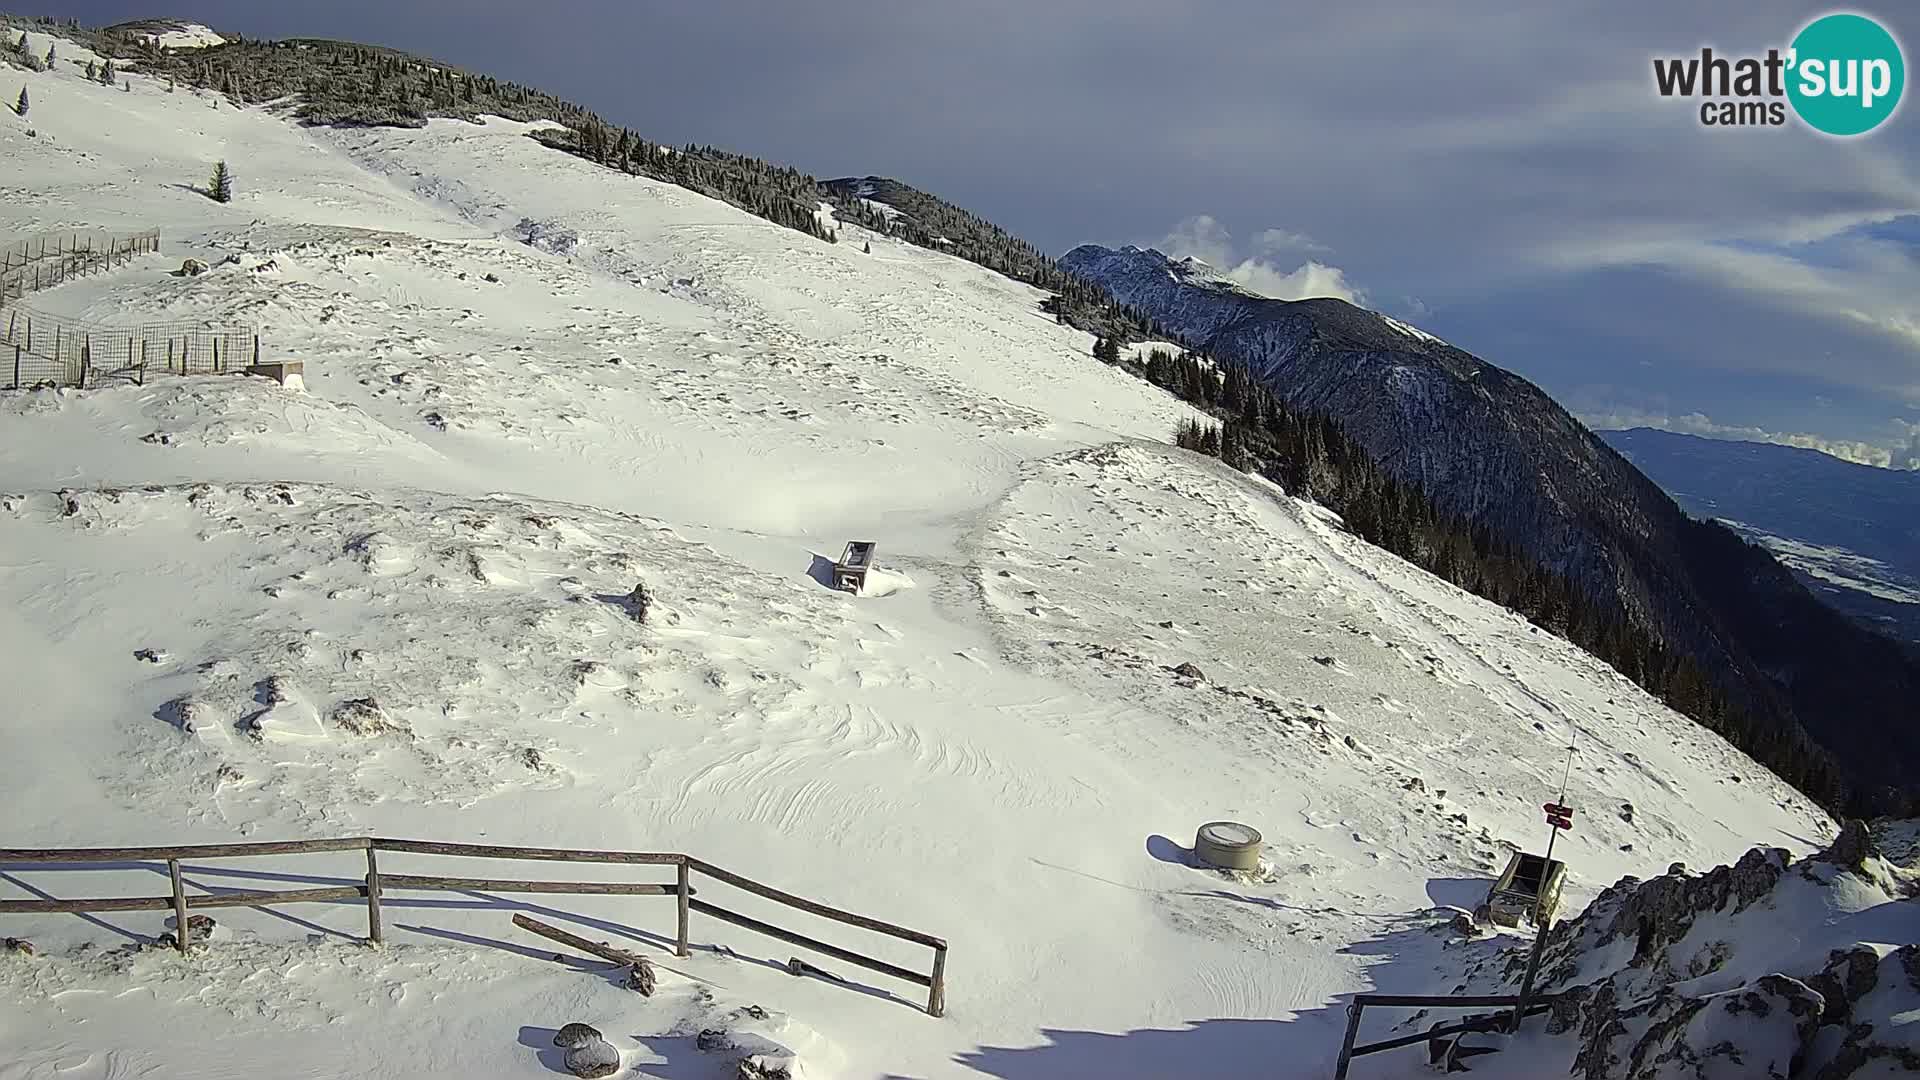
xmin=0 ymin=27 xmax=1908 ymax=1080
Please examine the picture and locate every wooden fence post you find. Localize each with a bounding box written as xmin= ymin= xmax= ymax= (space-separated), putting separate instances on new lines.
xmin=928 ymin=944 xmax=948 ymax=1017
xmin=167 ymin=338 xmax=174 ymax=374
xmin=365 ymin=846 xmax=384 ymax=946
xmin=167 ymin=858 xmax=190 ymax=955
xmin=12 ymin=345 xmax=19 ymax=390
xmin=213 ymin=338 xmax=220 ymax=373
xmin=81 ymin=334 xmax=90 ymax=388
xmin=676 ymin=858 xmax=691 ymax=957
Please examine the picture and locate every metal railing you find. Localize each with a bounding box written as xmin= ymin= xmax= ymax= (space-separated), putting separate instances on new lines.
xmin=1 ymin=836 xmax=949 ymax=1016
xmin=1332 ymin=993 xmax=1555 ymax=1078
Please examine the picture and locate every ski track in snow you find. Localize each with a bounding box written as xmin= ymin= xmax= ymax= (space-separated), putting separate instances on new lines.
xmin=0 ymin=34 xmax=1836 ymax=1080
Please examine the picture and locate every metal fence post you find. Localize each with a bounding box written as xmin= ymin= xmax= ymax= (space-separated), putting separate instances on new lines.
xmin=1333 ymin=1001 xmax=1364 ymax=1080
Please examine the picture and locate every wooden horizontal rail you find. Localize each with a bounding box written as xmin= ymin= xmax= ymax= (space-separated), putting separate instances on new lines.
xmin=0 ymin=838 xmax=373 ymax=862
xmin=379 ymin=873 xmax=690 ymax=896
xmin=511 ymin=913 xmax=644 ymax=966
xmin=0 ymin=885 xmax=365 ymax=915
xmin=686 ymin=857 xmax=944 ymax=949
xmin=371 ymin=838 xmax=683 ymax=865
xmin=689 ymin=897 xmax=931 ymax=987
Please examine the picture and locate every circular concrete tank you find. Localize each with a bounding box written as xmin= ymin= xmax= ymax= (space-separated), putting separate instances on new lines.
xmin=1194 ymin=821 xmax=1263 ymax=871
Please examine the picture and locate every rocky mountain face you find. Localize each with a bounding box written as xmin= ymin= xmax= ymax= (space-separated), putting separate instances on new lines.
xmin=1058 ymin=243 xmax=1920 ymax=810
xmin=1451 ymin=820 xmax=1919 ymax=1078
xmin=1603 ymin=428 xmax=1920 ymax=645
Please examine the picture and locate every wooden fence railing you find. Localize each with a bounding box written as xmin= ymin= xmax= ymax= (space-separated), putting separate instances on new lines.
xmin=0 ymin=837 xmax=949 ymax=1016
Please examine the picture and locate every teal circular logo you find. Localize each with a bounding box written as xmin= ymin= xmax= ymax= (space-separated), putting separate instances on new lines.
xmin=1788 ymin=13 xmax=1905 ymax=136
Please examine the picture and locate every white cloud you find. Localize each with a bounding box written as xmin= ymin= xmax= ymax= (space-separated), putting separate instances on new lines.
xmin=1583 ymin=407 xmax=1920 ymax=470
xmin=1252 ymin=227 xmax=1329 ymax=255
xmin=1157 ymin=215 xmax=1366 ymax=304
xmin=1232 ymin=260 xmax=1366 ymax=304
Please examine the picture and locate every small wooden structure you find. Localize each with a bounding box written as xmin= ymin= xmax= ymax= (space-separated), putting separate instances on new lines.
xmin=833 ymin=541 xmax=877 ymax=594
xmin=1484 ymin=850 xmax=1566 ymax=928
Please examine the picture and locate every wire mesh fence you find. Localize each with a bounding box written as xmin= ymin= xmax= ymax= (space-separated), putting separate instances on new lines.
xmin=2 ymin=304 xmax=262 ymax=389
xmin=0 ymin=230 xmax=162 ymax=306
xmin=1 ymin=229 xmax=266 ymax=390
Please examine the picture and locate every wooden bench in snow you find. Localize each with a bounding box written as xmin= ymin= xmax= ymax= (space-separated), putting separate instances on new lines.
xmin=833 ymin=541 xmax=877 ymax=593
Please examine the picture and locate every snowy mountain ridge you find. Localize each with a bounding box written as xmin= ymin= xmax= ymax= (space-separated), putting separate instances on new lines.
xmin=0 ymin=21 xmax=1900 ymax=1080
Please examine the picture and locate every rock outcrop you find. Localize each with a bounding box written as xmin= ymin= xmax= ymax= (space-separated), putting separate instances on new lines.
xmin=1458 ymin=820 xmax=1918 ymax=1078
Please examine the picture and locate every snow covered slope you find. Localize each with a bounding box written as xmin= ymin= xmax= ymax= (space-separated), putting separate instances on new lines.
xmin=0 ymin=33 xmax=1842 ymax=1079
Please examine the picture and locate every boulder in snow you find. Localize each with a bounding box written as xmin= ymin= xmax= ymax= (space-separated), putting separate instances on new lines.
xmin=563 ymin=1037 xmax=619 ymax=1078
xmin=331 ymin=697 xmax=406 ymax=738
xmin=552 ymin=1023 xmax=603 ymax=1049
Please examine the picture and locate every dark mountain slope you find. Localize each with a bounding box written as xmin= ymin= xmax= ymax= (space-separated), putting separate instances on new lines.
xmin=1061 ymin=244 xmax=1920 ymax=809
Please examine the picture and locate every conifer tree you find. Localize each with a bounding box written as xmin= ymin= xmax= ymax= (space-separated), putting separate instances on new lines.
xmin=99 ymin=58 xmax=115 ymax=85
xmin=14 ymin=85 xmax=26 ymax=118
xmin=86 ymin=60 xmax=97 ymax=80
xmin=208 ymin=160 xmax=233 ymax=203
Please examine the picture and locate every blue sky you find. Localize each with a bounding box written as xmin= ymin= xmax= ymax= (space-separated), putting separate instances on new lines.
xmin=50 ymin=1 xmax=1920 ymax=467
